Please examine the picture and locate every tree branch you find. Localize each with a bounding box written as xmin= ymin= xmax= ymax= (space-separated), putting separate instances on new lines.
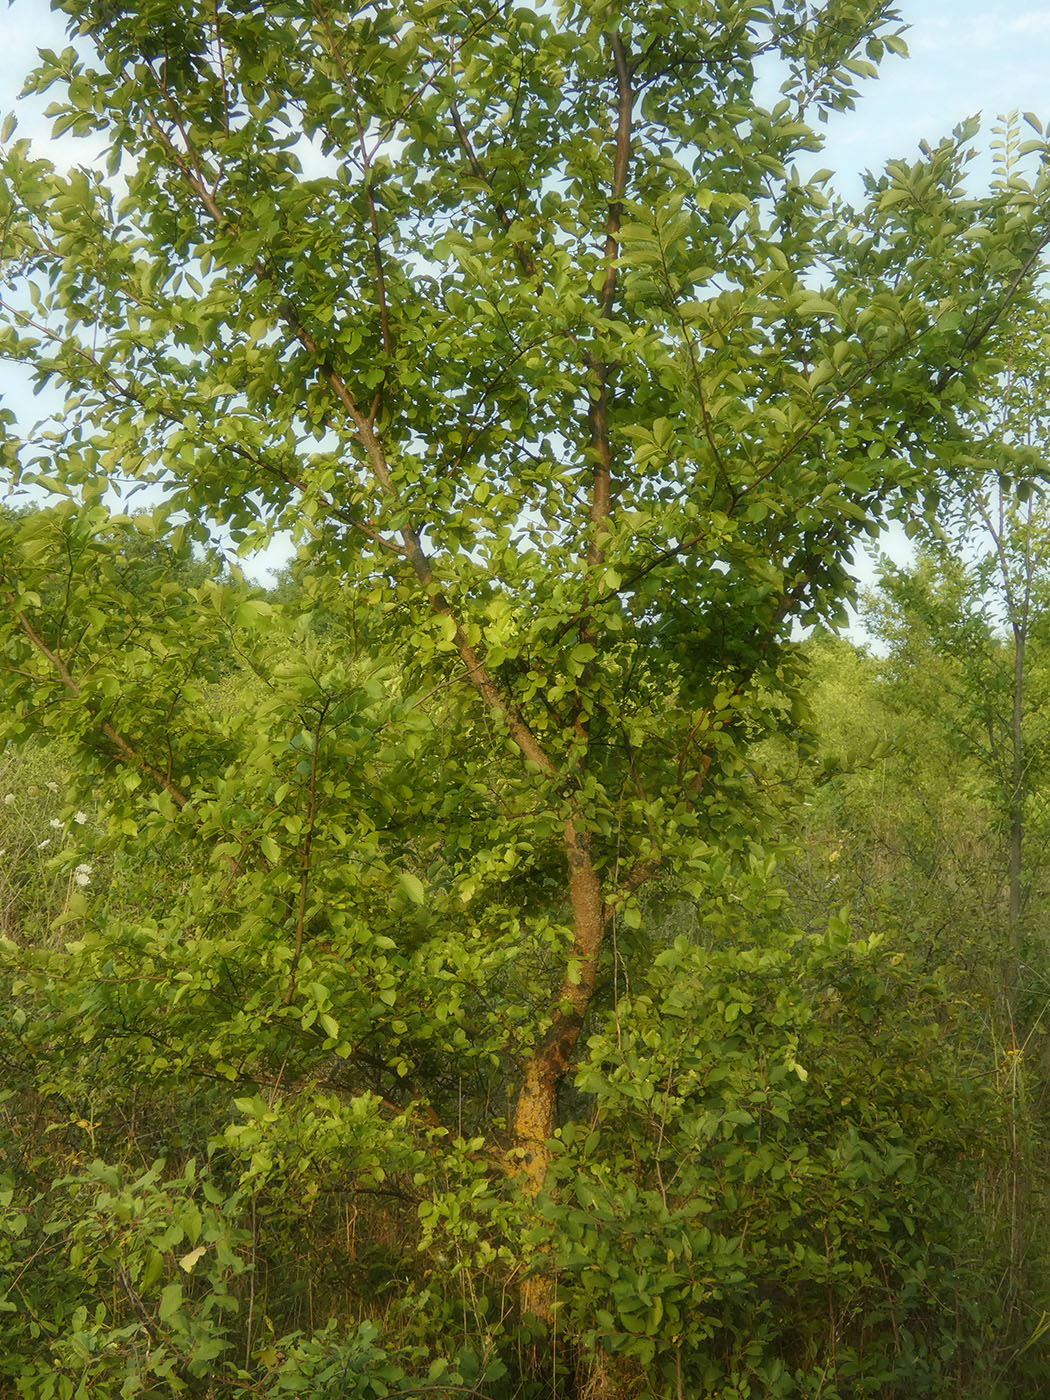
xmin=15 ymin=610 xmax=189 ymax=808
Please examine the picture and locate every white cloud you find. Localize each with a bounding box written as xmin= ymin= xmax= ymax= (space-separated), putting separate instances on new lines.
xmin=1010 ymin=12 xmax=1050 ymax=35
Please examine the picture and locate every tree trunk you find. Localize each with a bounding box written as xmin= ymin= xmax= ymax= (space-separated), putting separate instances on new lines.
xmin=1007 ymin=623 xmax=1025 ymax=1016
xmin=513 ymin=817 xmax=605 ymax=1318
xmin=1006 ymin=621 xmax=1026 ymax=1318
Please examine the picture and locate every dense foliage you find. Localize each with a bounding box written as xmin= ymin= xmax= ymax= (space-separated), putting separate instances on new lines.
xmin=3 ymin=2 xmax=1050 ymax=1396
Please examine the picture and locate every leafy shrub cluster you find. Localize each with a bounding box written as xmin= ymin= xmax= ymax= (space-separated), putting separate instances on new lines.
xmin=1 ymin=739 xmax=1037 ymax=1397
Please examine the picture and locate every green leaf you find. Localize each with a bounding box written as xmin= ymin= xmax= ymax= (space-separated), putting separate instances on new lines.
xmin=158 ymin=1283 xmax=182 ymax=1322
xmin=236 ymin=598 xmax=274 ymax=629
xmin=398 ymin=871 xmax=425 ymax=905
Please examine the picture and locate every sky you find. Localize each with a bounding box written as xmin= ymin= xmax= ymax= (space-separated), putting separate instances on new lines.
xmin=798 ymin=2 xmax=1050 ymax=199
xmin=0 ymin=1 xmax=1048 ymax=595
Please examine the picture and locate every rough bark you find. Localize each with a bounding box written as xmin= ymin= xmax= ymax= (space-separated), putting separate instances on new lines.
xmin=513 ymin=818 xmax=605 ymax=1316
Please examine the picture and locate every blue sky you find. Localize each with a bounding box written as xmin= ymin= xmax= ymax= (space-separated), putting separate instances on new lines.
xmin=804 ymin=2 xmax=1050 ymax=197
xmin=0 ymin=2 xmax=1048 ymax=589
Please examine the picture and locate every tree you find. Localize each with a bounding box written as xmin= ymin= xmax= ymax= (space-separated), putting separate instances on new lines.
xmin=3 ymin=2 xmax=1050 ymax=1391
xmin=869 ymin=290 xmax=1050 ymax=1017
xmin=861 ymin=278 xmax=1050 ymax=1334
xmin=765 ymin=627 xmax=1050 ymax=1385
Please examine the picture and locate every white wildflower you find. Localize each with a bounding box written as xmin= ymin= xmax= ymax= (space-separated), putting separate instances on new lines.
xmin=2 ymin=794 xmax=14 ymax=806
xmin=73 ymin=810 xmax=88 ymax=825
xmin=49 ymin=817 xmax=64 ymax=831
xmin=36 ymin=839 xmax=50 ymax=850
xmin=73 ymin=864 xmax=93 ymax=888
xmin=45 ymin=781 xmax=60 ymax=794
